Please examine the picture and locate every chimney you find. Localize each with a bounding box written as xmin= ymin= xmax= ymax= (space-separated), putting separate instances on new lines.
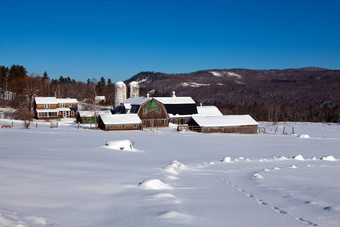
xmin=172 ymin=91 xmax=176 ymax=97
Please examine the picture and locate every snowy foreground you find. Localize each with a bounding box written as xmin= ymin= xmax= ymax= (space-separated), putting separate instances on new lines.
xmin=0 ymin=120 xmax=339 ymax=227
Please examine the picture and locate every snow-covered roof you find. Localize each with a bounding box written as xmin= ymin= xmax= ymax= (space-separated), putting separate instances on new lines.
xmin=57 ymin=98 xmax=78 ymax=103
xmin=35 ymin=97 xmax=58 ymax=105
xmin=122 ymin=97 xmax=151 ymax=105
xmin=78 ymin=110 xmax=112 ymax=118
xmin=154 ymin=97 xmax=195 ymax=104
xmin=123 ymin=103 xmax=131 ymax=110
xmin=197 ymin=106 xmax=223 ymax=116
xmin=191 ymin=115 xmax=258 ymax=127
xmin=168 ymin=114 xmax=193 ymax=119
xmin=100 ymin=114 xmax=142 ymax=125
xmin=36 ymin=109 xmax=58 ymax=113
xmin=95 ymin=96 xmax=106 ymax=101
xmin=57 ymin=108 xmax=71 ymax=112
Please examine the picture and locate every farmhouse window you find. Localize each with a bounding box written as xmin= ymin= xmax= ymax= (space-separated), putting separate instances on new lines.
xmin=39 ymin=112 xmax=47 ymax=117
xmin=133 ymin=124 xmax=137 ymax=128
xmin=143 ymin=108 xmax=147 ymax=114
xmin=158 ymin=119 xmax=162 ymax=124
xmin=50 ymin=112 xmax=57 ymax=117
xmin=110 ymin=125 xmax=114 ymax=129
xmin=157 ymin=108 xmax=161 ymax=113
xmin=44 ymin=104 xmax=50 ymax=109
xmin=60 ymin=103 xmax=65 ymax=107
xmin=122 ymin=125 xmax=125 ymax=129
xmin=71 ymin=111 xmax=74 ymax=116
xmin=69 ymin=103 xmax=72 ymax=107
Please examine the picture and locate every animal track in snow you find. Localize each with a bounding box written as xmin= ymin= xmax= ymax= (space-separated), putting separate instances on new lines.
xmin=297 ymin=217 xmax=318 ymax=226
xmin=256 ymin=199 xmax=268 ymax=206
xmin=272 ymin=206 xmax=287 ymax=214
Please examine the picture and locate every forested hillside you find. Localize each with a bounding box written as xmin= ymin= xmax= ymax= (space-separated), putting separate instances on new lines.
xmin=126 ymin=68 xmax=340 ymax=122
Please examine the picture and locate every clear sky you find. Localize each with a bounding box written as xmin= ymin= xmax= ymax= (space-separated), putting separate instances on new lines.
xmin=1 ymin=0 xmax=339 ymax=82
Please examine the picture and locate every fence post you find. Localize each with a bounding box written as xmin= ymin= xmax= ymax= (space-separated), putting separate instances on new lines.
xmin=36 ymin=122 xmax=37 ymax=128
xmin=274 ymin=126 xmax=278 ymax=134
xmin=282 ymin=127 xmax=285 ymax=134
xmin=292 ymin=127 xmax=294 ymax=134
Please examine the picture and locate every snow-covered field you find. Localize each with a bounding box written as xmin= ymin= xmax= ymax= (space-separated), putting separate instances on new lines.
xmin=0 ymin=119 xmax=339 ymax=226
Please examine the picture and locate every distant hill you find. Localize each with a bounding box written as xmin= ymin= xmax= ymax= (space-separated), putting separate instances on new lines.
xmin=125 ymin=68 xmax=340 ymax=122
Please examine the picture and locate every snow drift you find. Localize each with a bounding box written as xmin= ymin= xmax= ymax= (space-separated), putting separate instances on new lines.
xmin=139 ymin=179 xmax=173 ymax=190
xmin=104 ymin=140 xmax=140 ymax=152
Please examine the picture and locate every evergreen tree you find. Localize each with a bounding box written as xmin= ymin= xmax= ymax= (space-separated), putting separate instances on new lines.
xmin=43 ymin=71 xmax=49 ymax=81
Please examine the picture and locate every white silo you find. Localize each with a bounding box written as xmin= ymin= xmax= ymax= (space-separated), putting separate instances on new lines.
xmin=114 ymin=81 xmax=127 ymax=107
xmin=129 ymin=81 xmax=139 ymax=98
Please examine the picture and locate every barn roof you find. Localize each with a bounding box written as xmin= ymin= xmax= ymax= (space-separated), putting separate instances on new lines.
xmin=100 ymin=114 xmax=141 ymax=125
xmin=122 ymin=97 xmax=151 ymax=105
xmin=191 ymin=115 xmax=258 ymax=127
xmin=154 ymin=97 xmax=195 ymax=104
xmin=35 ymin=97 xmax=58 ymax=104
xmin=197 ymin=106 xmax=223 ymax=116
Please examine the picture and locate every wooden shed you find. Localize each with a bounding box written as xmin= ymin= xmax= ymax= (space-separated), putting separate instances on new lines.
xmin=76 ymin=110 xmax=112 ymax=124
xmin=98 ymin=114 xmax=142 ymax=131
xmin=187 ymin=115 xmax=258 ymax=134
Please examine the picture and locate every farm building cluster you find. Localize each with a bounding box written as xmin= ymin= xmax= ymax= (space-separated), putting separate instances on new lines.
xmin=33 ymin=81 xmax=258 ymax=134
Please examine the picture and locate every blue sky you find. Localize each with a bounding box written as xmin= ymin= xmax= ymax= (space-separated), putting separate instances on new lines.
xmin=1 ymin=0 xmax=339 ymax=82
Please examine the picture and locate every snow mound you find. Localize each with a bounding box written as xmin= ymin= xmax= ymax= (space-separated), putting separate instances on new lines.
xmin=153 ymin=193 xmax=176 ymax=199
xmin=253 ymin=173 xmax=264 ymax=179
xmin=158 ymin=211 xmax=194 ymax=222
xmin=311 ymin=156 xmax=317 ymax=160
xmin=298 ymin=134 xmax=310 ymax=139
xmin=290 ymin=165 xmax=297 ymax=169
xmin=273 ymin=167 xmax=280 ymax=170
xmin=153 ymin=193 xmax=181 ymax=204
xmin=278 ymin=156 xmax=289 ymax=160
xmin=163 ymin=160 xmax=186 ymax=175
xmin=104 ymin=140 xmax=140 ymax=152
xmin=321 ymin=156 xmax=337 ymax=161
xmin=0 ymin=209 xmax=47 ymax=227
xmin=139 ymin=179 xmax=173 ymax=190
xmin=293 ymin=154 xmax=305 ymax=160
xmin=222 ymin=157 xmax=232 ymax=163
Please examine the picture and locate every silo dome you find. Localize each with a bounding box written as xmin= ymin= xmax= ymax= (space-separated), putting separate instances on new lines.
xmin=129 ymin=81 xmax=139 ymax=98
xmin=114 ymin=81 xmax=127 ymax=107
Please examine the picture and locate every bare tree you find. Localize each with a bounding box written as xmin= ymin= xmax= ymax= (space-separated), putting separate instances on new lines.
xmin=19 ymin=108 xmax=32 ymax=129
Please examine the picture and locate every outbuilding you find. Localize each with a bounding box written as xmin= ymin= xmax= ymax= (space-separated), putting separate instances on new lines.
xmin=187 ymin=115 xmax=258 ymax=134
xmin=76 ymin=110 xmax=112 ymax=124
xmin=116 ymin=97 xmax=169 ymax=128
xmin=154 ymin=95 xmax=197 ymax=124
xmin=98 ymin=114 xmax=142 ymax=131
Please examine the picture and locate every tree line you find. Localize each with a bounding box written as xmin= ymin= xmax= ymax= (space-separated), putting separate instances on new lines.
xmin=0 ymin=65 xmax=117 ymax=112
